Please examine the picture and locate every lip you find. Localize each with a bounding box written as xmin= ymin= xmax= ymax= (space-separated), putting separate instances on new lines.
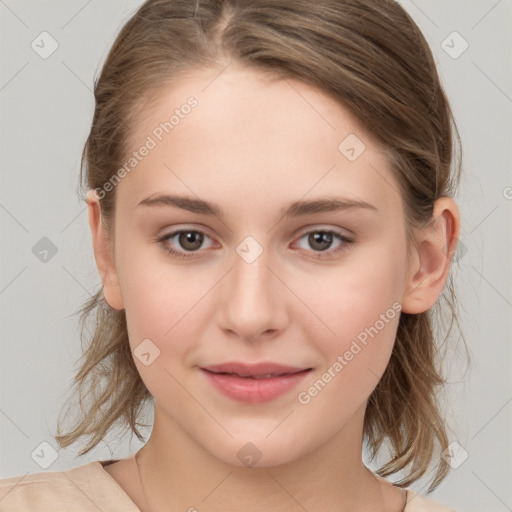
xmin=202 ymin=362 xmax=310 ymax=377
xmin=200 ymin=362 xmax=312 ymax=403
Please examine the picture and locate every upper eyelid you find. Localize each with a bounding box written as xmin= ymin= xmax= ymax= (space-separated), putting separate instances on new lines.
xmin=159 ymin=225 xmax=351 ymax=238
xmin=158 ymin=226 xmax=352 ymax=249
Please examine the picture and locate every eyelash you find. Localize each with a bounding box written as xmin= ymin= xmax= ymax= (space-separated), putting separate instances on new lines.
xmin=157 ymin=228 xmax=354 ymax=260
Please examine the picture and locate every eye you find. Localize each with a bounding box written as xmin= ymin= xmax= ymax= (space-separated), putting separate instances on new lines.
xmin=294 ymin=229 xmax=353 ymax=258
xmin=157 ymin=229 xmax=214 ymax=258
xmin=157 ymin=227 xmax=353 ymax=260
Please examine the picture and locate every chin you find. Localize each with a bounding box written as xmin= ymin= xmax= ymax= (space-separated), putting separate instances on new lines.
xmin=207 ymin=435 xmax=308 ymax=470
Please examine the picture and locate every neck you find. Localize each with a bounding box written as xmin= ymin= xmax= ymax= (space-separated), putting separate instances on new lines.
xmin=135 ymin=403 xmax=392 ymax=512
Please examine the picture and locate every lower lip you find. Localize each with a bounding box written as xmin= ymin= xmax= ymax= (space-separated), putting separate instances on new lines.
xmin=200 ymin=369 xmax=311 ymax=403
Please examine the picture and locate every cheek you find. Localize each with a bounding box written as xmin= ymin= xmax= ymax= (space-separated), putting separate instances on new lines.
xmin=297 ymin=254 xmax=404 ymax=413
xmin=304 ymin=245 xmax=406 ymax=351
xmin=114 ymin=240 xmax=182 ymax=343
xmin=116 ymin=249 xmax=208 ymax=404
xmin=116 ymin=243 xmax=220 ymax=362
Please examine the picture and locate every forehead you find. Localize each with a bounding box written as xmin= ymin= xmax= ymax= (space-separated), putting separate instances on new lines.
xmin=117 ymin=66 xmax=402 ymax=217
xmin=135 ymin=65 xmax=373 ymax=146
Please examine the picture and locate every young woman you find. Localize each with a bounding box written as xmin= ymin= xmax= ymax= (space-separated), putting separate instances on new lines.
xmin=0 ymin=0 xmax=466 ymax=510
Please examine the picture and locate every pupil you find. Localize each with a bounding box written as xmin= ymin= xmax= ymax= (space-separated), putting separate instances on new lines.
xmin=311 ymin=232 xmax=332 ymax=251
xmin=180 ymin=231 xmax=203 ymax=250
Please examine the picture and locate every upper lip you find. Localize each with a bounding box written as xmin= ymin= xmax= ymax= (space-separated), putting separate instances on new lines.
xmin=201 ymin=362 xmax=311 ymax=377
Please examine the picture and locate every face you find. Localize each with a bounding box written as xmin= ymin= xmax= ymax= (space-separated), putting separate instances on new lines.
xmin=97 ymin=65 xmax=416 ymax=467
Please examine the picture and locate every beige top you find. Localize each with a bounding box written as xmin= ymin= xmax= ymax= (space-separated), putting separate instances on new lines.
xmin=0 ymin=459 xmax=456 ymax=511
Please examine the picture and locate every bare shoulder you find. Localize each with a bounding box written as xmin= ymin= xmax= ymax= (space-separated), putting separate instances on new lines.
xmin=374 ymin=475 xmax=455 ymax=512
xmin=404 ymin=488 xmax=456 ymax=512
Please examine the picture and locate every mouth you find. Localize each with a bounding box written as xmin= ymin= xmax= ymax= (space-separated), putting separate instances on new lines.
xmin=209 ymin=373 xmax=300 ymax=379
xmin=201 ymin=362 xmax=312 ymax=378
xmin=200 ymin=362 xmax=313 ymax=403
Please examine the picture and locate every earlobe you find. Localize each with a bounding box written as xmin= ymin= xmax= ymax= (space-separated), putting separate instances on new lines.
xmin=401 ymin=197 xmax=460 ymax=314
xmin=86 ymin=191 xmax=125 ymax=310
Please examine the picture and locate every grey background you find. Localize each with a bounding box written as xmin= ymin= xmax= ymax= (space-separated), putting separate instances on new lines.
xmin=0 ymin=1 xmax=511 ymax=510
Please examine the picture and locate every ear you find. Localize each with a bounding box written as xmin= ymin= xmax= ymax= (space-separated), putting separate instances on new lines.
xmin=86 ymin=190 xmax=124 ymax=310
xmin=401 ymin=196 xmax=461 ymax=314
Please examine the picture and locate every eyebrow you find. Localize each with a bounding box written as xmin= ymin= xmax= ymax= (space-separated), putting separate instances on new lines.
xmin=137 ymin=193 xmax=378 ymax=218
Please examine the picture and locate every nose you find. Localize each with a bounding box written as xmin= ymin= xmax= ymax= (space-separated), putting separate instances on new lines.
xmin=216 ymin=245 xmax=289 ymax=343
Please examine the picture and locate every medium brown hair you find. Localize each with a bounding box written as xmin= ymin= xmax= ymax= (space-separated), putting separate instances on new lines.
xmin=55 ymin=0 xmax=469 ymax=492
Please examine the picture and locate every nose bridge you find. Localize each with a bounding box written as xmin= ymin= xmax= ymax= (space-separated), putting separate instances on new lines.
xmin=219 ymin=238 xmax=287 ymax=341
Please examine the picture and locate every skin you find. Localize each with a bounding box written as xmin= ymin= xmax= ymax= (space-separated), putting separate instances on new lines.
xmin=88 ymin=64 xmax=460 ymax=511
